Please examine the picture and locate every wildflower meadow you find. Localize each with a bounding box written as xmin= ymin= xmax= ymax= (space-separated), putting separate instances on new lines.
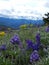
xmin=0 ymin=25 xmax=49 ymax=65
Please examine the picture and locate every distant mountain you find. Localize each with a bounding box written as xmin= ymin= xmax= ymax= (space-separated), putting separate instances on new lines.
xmin=0 ymin=17 xmax=44 ymax=29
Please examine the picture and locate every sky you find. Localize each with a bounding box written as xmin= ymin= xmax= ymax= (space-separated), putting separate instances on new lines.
xmin=0 ymin=0 xmax=49 ymax=20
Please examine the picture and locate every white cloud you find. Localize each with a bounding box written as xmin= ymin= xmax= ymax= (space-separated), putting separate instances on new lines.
xmin=0 ymin=0 xmax=49 ymax=19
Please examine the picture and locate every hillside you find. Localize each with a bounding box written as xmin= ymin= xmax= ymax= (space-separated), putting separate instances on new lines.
xmin=0 ymin=17 xmax=44 ymax=29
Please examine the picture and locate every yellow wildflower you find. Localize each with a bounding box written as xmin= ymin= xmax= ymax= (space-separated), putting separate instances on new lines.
xmin=8 ymin=28 xmax=11 ymax=30
xmin=20 ymin=24 xmax=28 ymax=29
xmin=0 ymin=31 xmax=5 ymax=36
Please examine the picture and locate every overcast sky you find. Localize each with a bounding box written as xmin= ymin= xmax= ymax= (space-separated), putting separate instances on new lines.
xmin=0 ymin=0 xmax=49 ymax=19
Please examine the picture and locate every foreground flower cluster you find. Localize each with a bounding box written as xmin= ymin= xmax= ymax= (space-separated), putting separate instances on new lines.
xmin=0 ymin=32 xmax=47 ymax=64
xmin=26 ymin=33 xmax=41 ymax=62
xmin=0 ymin=26 xmax=49 ymax=65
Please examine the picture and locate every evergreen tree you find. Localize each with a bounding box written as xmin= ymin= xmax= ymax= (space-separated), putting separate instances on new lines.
xmin=43 ymin=13 xmax=49 ymax=25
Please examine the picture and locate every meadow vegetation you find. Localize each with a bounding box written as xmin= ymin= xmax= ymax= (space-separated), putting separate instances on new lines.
xmin=0 ymin=25 xmax=49 ymax=65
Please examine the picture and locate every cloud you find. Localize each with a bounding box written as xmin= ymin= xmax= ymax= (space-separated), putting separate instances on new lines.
xmin=44 ymin=0 xmax=49 ymax=7
xmin=45 ymin=2 xmax=49 ymax=8
xmin=0 ymin=0 xmax=9 ymax=1
xmin=0 ymin=0 xmax=49 ymax=19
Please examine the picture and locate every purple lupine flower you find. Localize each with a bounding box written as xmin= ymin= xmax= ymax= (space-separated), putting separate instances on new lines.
xmin=26 ymin=39 xmax=40 ymax=51
xmin=45 ymin=26 xmax=49 ymax=32
xmin=32 ymin=33 xmax=41 ymax=51
xmin=35 ymin=33 xmax=40 ymax=44
xmin=0 ymin=44 xmax=7 ymax=50
xmin=26 ymin=39 xmax=34 ymax=49
xmin=26 ymin=33 xmax=41 ymax=50
xmin=30 ymin=50 xmax=39 ymax=63
xmin=10 ymin=35 xmax=23 ymax=49
xmin=10 ymin=35 xmax=21 ymax=45
xmin=32 ymin=43 xmax=40 ymax=51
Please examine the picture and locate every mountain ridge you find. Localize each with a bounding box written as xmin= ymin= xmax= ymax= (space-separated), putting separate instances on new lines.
xmin=0 ymin=17 xmax=44 ymax=29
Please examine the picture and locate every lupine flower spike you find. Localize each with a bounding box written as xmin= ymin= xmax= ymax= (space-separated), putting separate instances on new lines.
xmin=45 ymin=26 xmax=49 ymax=32
xmin=0 ymin=44 xmax=7 ymax=51
xmin=26 ymin=39 xmax=34 ymax=49
xmin=30 ymin=50 xmax=39 ymax=63
xmin=10 ymin=35 xmax=23 ymax=49
xmin=10 ymin=35 xmax=21 ymax=45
